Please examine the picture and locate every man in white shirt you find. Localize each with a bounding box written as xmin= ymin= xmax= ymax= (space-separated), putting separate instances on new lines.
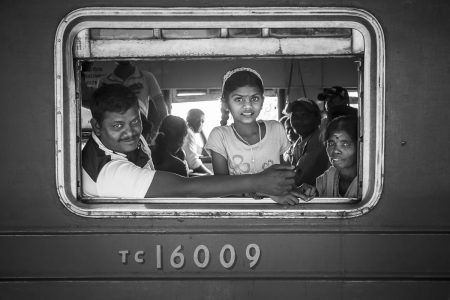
xmin=98 ymin=61 xmax=168 ymax=141
xmin=183 ymin=109 xmax=213 ymax=175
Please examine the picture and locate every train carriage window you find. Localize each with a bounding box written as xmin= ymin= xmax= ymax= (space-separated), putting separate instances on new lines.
xmin=55 ymin=8 xmax=384 ymax=218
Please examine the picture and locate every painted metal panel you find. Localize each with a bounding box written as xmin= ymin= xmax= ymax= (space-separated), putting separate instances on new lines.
xmin=1 ymin=280 xmax=449 ymax=300
xmin=1 ymin=233 xmax=449 ymax=279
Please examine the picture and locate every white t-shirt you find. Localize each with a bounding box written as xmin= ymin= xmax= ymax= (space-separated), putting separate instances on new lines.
xmin=182 ymin=127 xmax=202 ymax=170
xmin=99 ymin=67 xmax=162 ymax=118
xmin=82 ymin=134 xmax=156 ymax=198
xmin=205 ymin=120 xmax=290 ymax=175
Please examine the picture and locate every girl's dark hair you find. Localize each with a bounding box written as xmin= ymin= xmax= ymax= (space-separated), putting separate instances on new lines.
xmin=91 ymin=84 xmax=138 ymax=124
xmin=324 ymin=115 xmax=358 ymax=144
xmin=154 ymin=115 xmax=188 ymax=150
xmin=220 ymin=70 xmax=264 ymax=126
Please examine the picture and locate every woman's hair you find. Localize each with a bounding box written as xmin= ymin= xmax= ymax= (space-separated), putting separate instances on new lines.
xmin=324 ymin=115 xmax=358 ymax=144
xmin=220 ymin=67 xmax=264 ymax=126
xmin=154 ymin=115 xmax=188 ymax=151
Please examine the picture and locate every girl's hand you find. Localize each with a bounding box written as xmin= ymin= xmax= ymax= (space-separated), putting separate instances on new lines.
xmin=292 ymin=184 xmax=316 ymax=202
xmin=269 ymin=193 xmax=299 ymax=205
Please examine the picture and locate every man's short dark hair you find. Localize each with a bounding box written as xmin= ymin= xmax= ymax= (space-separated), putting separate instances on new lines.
xmin=186 ymin=108 xmax=205 ymax=126
xmin=90 ymin=84 xmax=138 ymax=124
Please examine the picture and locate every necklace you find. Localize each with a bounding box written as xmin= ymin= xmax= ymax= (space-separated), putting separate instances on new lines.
xmin=231 ymin=122 xmax=262 ymax=173
xmin=231 ymin=121 xmax=261 ymax=145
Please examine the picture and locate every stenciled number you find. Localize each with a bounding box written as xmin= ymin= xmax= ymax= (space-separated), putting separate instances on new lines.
xmin=193 ymin=245 xmax=210 ymax=268
xmin=246 ymin=244 xmax=261 ymax=268
xmin=170 ymin=245 xmax=185 ymax=269
xmin=219 ymin=244 xmax=236 ymax=269
xmin=119 ymin=243 xmax=260 ymax=270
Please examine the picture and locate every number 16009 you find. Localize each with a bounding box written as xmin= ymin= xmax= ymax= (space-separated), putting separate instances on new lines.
xmin=119 ymin=244 xmax=261 ymax=270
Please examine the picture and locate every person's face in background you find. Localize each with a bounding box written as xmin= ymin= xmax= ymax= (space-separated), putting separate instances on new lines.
xmin=284 ymin=117 xmax=299 ymax=143
xmin=290 ymin=105 xmax=318 ymax=138
xmin=169 ymin=132 xmax=187 ymax=154
xmin=191 ymin=114 xmax=205 ymax=133
xmin=325 ymin=95 xmax=348 ymax=112
xmin=325 ymin=130 xmax=356 ymax=172
xmin=92 ymin=105 xmax=142 ymax=154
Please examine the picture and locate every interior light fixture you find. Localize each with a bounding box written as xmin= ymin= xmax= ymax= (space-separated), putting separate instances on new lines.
xmin=176 ymin=89 xmax=207 ymax=97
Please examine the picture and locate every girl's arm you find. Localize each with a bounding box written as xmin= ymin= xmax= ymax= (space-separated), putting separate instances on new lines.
xmin=210 ymin=151 xmax=229 ymax=175
xmin=145 ymin=164 xmax=295 ymax=198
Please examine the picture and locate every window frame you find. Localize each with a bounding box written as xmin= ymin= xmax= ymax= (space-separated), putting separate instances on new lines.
xmin=55 ymin=7 xmax=385 ymax=218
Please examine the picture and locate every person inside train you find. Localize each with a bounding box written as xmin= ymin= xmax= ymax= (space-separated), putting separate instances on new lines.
xmin=318 ymin=86 xmax=350 ymax=112
xmin=205 ymin=67 xmax=298 ymax=204
xmin=151 ymin=115 xmax=189 ymax=177
xmin=98 ymin=61 xmax=168 ymax=142
xmin=296 ymin=115 xmax=358 ymax=200
xmin=285 ymin=98 xmax=330 ymax=187
xmin=81 ymin=84 xmax=297 ymax=203
xmin=317 ymin=86 xmax=357 ymax=139
xmin=182 ymin=108 xmax=213 ymax=175
xmin=280 ymin=115 xmax=299 ymax=163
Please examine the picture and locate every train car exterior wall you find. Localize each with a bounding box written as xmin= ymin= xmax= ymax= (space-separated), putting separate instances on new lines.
xmin=0 ymin=0 xmax=449 ymax=299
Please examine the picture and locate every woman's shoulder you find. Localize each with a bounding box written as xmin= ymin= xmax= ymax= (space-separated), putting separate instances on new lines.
xmin=321 ymin=166 xmax=337 ymax=179
xmin=316 ymin=166 xmax=336 ymax=194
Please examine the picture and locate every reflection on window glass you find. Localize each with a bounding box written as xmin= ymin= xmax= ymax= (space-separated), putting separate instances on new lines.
xmin=269 ymin=28 xmax=352 ymax=37
xmin=228 ymin=28 xmax=262 ymax=37
xmin=161 ymin=29 xmax=221 ymax=39
xmin=90 ymin=29 xmax=155 ymax=40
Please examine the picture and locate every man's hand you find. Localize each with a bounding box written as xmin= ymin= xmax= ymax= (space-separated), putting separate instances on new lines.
xmin=270 ymin=193 xmax=299 ymax=205
xmin=292 ymin=183 xmax=316 ymax=202
xmin=255 ymin=164 xmax=295 ymax=196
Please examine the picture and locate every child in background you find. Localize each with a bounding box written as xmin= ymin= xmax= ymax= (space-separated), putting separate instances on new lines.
xmin=297 ymin=115 xmax=358 ymax=200
xmin=151 ymin=115 xmax=189 ymax=177
xmin=205 ymin=67 xmax=298 ymax=205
